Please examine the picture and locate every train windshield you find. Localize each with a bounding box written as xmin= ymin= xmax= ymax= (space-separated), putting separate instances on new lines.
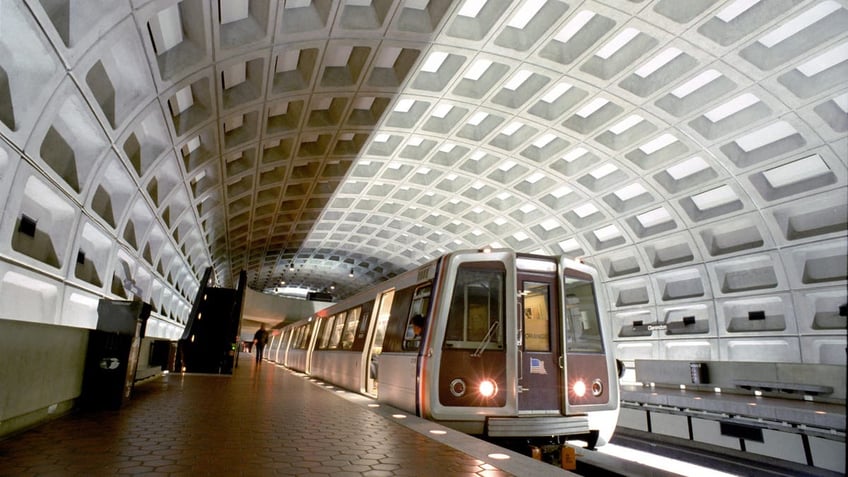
xmin=444 ymin=262 xmax=505 ymax=350
xmin=563 ymin=273 xmax=604 ymax=353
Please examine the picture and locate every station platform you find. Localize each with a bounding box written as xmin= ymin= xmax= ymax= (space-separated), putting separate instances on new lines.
xmin=0 ymin=353 xmax=572 ymax=476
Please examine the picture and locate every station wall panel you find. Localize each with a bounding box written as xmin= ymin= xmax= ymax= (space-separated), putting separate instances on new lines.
xmin=744 ymin=428 xmax=806 ymax=465
xmin=690 ymin=417 xmax=742 ymax=450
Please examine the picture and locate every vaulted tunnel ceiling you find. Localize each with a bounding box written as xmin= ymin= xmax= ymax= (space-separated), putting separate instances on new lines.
xmin=2 ymin=0 xmax=846 ymax=306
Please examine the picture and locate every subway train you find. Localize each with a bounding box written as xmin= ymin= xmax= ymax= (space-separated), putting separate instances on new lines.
xmin=271 ymin=249 xmax=620 ymax=447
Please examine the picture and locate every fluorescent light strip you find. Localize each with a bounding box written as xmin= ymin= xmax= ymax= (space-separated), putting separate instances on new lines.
xmin=595 ymin=27 xmax=640 ymax=59
xmin=550 ymin=185 xmax=573 ymax=197
xmin=458 ymin=0 xmax=487 ymax=18
xmin=431 ymin=103 xmax=453 ymax=118
xmin=467 ymin=112 xmax=488 ymax=125
xmin=554 ymin=10 xmax=596 ymax=43
xmin=501 ymin=121 xmax=524 ymax=136
xmin=759 ymin=1 xmax=840 ymax=48
xmin=562 ymin=147 xmax=588 ymax=162
xmin=507 ymin=0 xmax=546 ymax=29
xmin=268 ymin=102 xmax=288 ymax=116
xmin=464 ymin=59 xmax=492 ymax=80
xmin=540 ymin=219 xmax=559 ymax=231
xmin=513 ymin=231 xmax=529 ymax=241
xmin=671 ymin=69 xmax=722 ymax=99
xmin=667 ymin=156 xmax=709 ymax=180
xmin=704 ymin=93 xmax=760 ymax=123
xmin=639 ymin=133 xmax=677 ymax=155
xmin=519 ymin=203 xmax=536 ymax=213
xmin=614 ymin=183 xmax=647 ymax=201
xmin=691 ymin=185 xmax=738 ymax=211
xmin=504 ymin=70 xmax=533 ymax=91
xmin=573 ymin=203 xmax=598 ymax=217
xmin=716 ymin=0 xmax=761 ymax=22
xmin=171 ymin=86 xmax=194 ymax=114
xmin=636 ymin=208 xmax=672 ymax=228
xmin=277 ymin=49 xmax=300 ymax=72
xmin=498 ymin=160 xmax=517 ymax=171
xmin=353 ymin=97 xmax=375 ymax=109
xmin=532 ymin=133 xmax=556 ymax=148
xmin=325 ymin=46 xmax=353 ymax=67
xmin=575 ymin=98 xmax=609 ymax=118
xmin=313 ymin=97 xmax=332 ymax=109
xmin=394 ymin=98 xmax=415 ymax=112
xmin=763 ymin=154 xmax=829 ymax=188
xmin=833 ymin=93 xmax=848 ymax=113
xmin=541 ymin=82 xmax=572 ymax=103
xmin=590 ymin=164 xmax=618 ymax=179
xmin=374 ymin=46 xmax=401 ymax=68
xmin=735 ymin=121 xmax=796 ymax=152
xmin=407 ymin=136 xmax=424 ymax=146
xmin=593 ymin=224 xmax=621 ymax=242
xmin=421 ymin=51 xmax=448 ymax=72
xmin=797 ymin=40 xmax=848 ymax=77
xmin=558 ymin=238 xmax=580 ymax=252
xmin=525 ymin=172 xmax=545 ymax=183
xmin=635 ymin=48 xmax=682 ymax=78
xmin=609 ymin=115 xmax=643 ymax=135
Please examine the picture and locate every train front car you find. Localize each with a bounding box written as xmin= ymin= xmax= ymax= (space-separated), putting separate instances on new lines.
xmin=420 ymin=250 xmax=619 ymax=449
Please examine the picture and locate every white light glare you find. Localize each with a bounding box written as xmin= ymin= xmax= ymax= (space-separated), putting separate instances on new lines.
xmin=479 ymin=379 xmax=497 ymax=397
xmin=573 ymin=380 xmax=587 ymax=397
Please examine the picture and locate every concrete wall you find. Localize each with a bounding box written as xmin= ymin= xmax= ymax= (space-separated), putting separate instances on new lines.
xmin=0 ymin=319 xmax=88 ymax=438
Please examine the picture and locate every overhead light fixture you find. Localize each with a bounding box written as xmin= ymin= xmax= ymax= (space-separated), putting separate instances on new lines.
xmin=289 ymin=263 xmax=295 ymax=270
xmin=349 ymin=269 xmax=354 ymax=278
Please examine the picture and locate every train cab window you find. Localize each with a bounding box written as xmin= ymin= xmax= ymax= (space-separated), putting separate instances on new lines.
xmin=444 ymin=263 xmax=505 ymax=350
xmin=403 ymin=285 xmax=431 ymax=351
xmin=564 ymin=275 xmax=603 ymax=353
xmin=340 ymin=307 xmax=360 ymax=350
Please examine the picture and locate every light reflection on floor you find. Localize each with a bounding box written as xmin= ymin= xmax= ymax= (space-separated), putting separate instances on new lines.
xmin=598 ymin=443 xmax=739 ymax=477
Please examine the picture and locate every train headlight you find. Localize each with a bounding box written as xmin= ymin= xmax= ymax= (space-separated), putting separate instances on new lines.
xmin=479 ymin=379 xmax=498 ymax=398
xmin=572 ymin=379 xmax=586 ymax=398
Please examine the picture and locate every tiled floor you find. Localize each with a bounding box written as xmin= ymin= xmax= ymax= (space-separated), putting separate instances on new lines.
xmin=0 ymin=354 xmax=568 ymax=476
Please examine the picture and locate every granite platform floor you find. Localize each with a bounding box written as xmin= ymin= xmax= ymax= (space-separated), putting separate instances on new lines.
xmin=0 ymin=353 xmax=570 ymax=476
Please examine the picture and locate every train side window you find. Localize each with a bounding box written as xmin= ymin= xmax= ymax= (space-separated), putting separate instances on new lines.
xmin=444 ymin=263 xmax=505 ymax=350
xmin=318 ymin=318 xmax=333 ymax=349
xmin=328 ymin=313 xmax=345 ymax=349
xmin=564 ymin=274 xmax=603 ymax=353
xmin=296 ymin=326 xmax=309 ymax=349
xmin=340 ymin=307 xmax=360 ymax=350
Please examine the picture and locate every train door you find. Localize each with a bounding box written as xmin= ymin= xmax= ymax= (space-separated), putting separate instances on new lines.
xmin=518 ymin=272 xmax=561 ymax=413
xmin=365 ymin=289 xmax=394 ymax=396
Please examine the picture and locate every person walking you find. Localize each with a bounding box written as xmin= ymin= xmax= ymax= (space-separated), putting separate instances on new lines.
xmin=253 ymin=324 xmax=269 ymax=363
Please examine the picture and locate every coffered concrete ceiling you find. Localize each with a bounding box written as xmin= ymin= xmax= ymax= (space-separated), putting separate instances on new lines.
xmin=1 ymin=0 xmax=845 ymax=310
